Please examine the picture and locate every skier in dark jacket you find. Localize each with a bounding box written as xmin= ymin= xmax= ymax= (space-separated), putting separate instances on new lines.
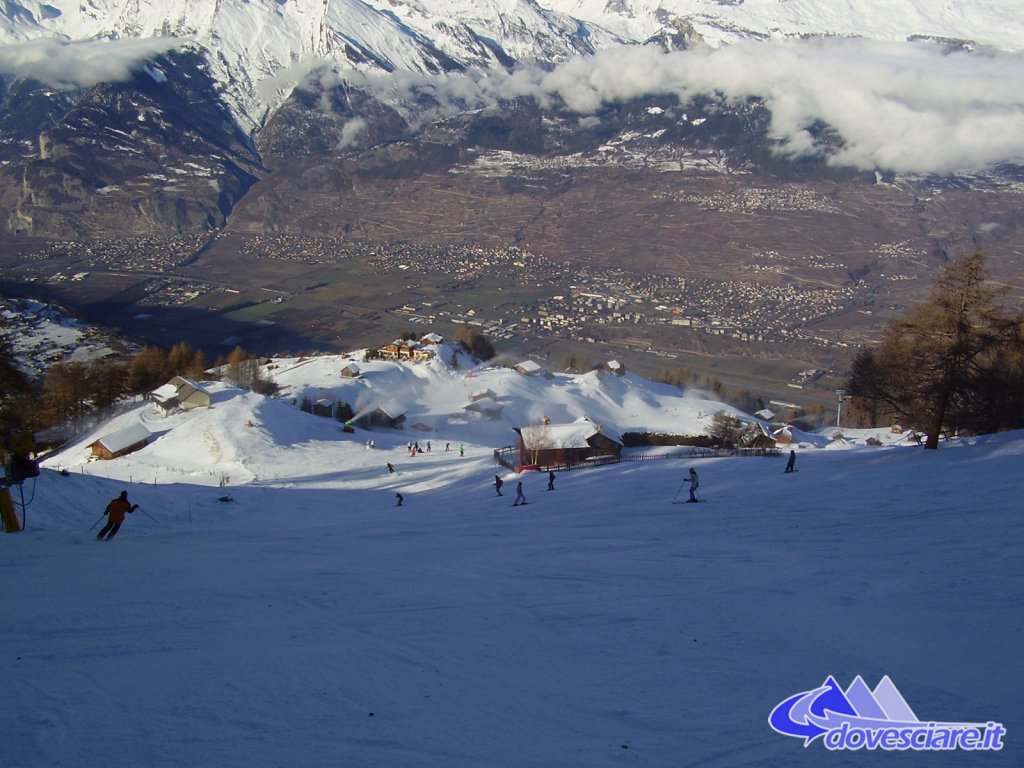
xmin=785 ymin=450 xmax=796 ymax=473
xmin=547 ymin=470 xmax=556 ymax=491
xmin=97 ymin=490 xmax=137 ymax=540
xmin=494 ymin=475 xmax=504 ymax=496
xmin=513 ymin=481 xmax=527 ymax=506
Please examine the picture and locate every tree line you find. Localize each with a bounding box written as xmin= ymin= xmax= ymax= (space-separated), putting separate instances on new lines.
xmin=0 ymin=340 xmax=267 ymax=441
xmin=848 ymin=251 xmax=1024 ymax=448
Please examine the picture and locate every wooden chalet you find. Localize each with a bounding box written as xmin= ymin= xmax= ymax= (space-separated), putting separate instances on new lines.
xmin=464 ymin=398 xmax=503 ymax=421
xmin=89 ymin=423 xmax=151 ymax=460
xmin=312 ymin=399 xmax=335 ymax=418
xmin=514 ymin=359 xmax=543 ymax=376
xmin=379 ymin=339 xmax=435 ymax=363
xmin=514 ymin=417 xmax=622 ymax=468
xmin=772 ymin=425 xmax=795 ymax=445
xmin=357 ymin=401 xmax=407 ymax=429
xmin=151 ymin=376 xmax=212 ymax=413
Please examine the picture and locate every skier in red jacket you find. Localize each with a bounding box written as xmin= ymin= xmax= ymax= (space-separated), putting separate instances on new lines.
xmin=96 ymin=491 xmax=138 ymax=540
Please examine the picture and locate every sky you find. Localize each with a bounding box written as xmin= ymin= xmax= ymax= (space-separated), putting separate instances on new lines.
xmin=3 ymin=350 xmax=1021 ymax=767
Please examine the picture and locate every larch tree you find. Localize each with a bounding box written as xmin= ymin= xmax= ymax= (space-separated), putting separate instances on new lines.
xmin=849 ymin=251 xmax=1024 ymax=449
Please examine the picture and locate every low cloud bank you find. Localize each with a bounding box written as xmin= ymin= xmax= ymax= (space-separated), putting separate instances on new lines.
xmin=333 ymin=38 xmax=1024 ymax=175
xmin=0 ymin=37 xmax=185 ymax=90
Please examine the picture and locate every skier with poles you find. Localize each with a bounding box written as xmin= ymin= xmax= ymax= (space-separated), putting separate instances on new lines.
xmin=683 ymin=468 xmax=700 ymax=503
xmin=96 ymin=490 xmax=138 ymax=540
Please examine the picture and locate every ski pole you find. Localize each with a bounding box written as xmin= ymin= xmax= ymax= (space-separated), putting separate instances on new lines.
xmin=89 ymin=513 xmax=106 ymax=531
xmin=137 ymin=507 xmax=160 ymax=524
xmin=671 ymin=479 xmax=688 ymax=503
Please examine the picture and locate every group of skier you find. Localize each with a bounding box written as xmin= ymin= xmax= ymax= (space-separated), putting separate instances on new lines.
xmin=97 ymin=449 xmax=801 ymax=537
xmin=494 ymin=469 xmax=556 ymax=506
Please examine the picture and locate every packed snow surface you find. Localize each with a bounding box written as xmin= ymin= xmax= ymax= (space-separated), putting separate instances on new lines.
xmin=4 ymin=353 xmax=1022 ymax=766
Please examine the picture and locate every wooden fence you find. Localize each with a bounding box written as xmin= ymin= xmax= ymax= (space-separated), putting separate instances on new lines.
xmin=493 ymin=445 xmax=780 ymax=473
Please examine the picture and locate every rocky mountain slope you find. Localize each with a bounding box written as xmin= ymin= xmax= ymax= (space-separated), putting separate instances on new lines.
xmin=0 ymin=1 xmax=1021 ymax=238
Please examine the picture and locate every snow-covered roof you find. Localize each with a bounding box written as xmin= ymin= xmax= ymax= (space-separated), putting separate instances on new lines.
xmin=375 ymin=400 xmax=406 ymax=418
xmin=152 ymin=377 xmax=210 ymax=408
xmin=517 ymin=417 xmax=622 ymax=449
xmin=515 ymin=360 xmax=543 ymax=374
xmin=151 ymin=383 xmax=179 ymax=404
xmin=465 ymin=399 xmax=503 ymax=413
xmin=93 ymin=424 xmax=150 ymax=453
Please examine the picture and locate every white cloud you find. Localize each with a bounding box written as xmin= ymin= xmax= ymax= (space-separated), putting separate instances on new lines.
xmin=338 ymin=117 xmax=367 ymax=149
xmin=0 ymin=37 xmax=186 ymax=90
xmin=332 ymin=38 xmax=1024 ymax=175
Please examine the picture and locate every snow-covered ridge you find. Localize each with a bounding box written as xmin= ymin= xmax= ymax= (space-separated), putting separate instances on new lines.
xmin=1 ymin=0 xmax=1022 ymax=135
xmin=543 ymin=0 xmax=1024 ymax=50
xmin=42 ymin=349 xmax=910 ymax=488
xmin=0 ymin=0 xmax=614 ymax=131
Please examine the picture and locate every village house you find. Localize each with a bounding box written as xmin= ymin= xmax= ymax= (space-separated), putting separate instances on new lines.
xmin=464 ymin=399 xmax=503 ymax=421
xmin=514 ymin=359 xmax=543 ymax=376
xmin=469 ymin=388 xmax=497 ymax=403
xmin=514 ymin=417 xmax=622 ymax=468
xmin=744 ymin=422 xmax=778 ymax=452
xmin=151 ymin=376 xmax=212 ymax=414
xmin=89 ymin=423 xmax=150 ymax=460
xmin=312 ymin=399 xmax=335 ymax=418
xmin=772 ymin=425 xmax=795 ymax=445
xmin=356 ymin=401 xmax=407 ymax=429
xmin=340 ymin=362 xmax=361 ymax=378
xmin=411 ymin=344 xmax=434 ymax=363
xmin=379 ymin=339 xmax=436 ymax=363
xmin=599 ymin=360 xmax=625 ymax=376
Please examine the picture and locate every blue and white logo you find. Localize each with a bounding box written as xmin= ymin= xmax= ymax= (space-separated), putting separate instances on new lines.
xmin=769 ymin=676 xmax=1006 ymax=752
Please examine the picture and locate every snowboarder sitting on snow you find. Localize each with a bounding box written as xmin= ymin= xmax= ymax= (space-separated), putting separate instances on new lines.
xmin=513 ymin=481 xmax=527 ymax=506
xmin=97 ymin=490 xmax=138 ymax=540
xmin=785 ymin=450 xmax=796 ymax=473
xmin=494 ymin=475 xmax=504 ymax=496
xmin=683 ymin=468 xmax=699 ymax=502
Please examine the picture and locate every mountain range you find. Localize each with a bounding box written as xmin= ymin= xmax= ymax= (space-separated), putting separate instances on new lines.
xmin=0 ymin=1 xmax=1023 ymax=240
